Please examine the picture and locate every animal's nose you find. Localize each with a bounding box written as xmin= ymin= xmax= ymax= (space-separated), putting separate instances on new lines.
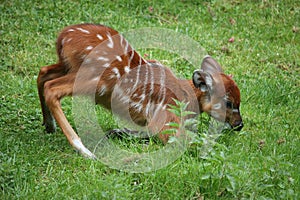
xmin=233 ymin=121 xmax=243 ymax=131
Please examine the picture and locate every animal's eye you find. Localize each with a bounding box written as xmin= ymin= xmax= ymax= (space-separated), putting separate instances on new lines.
xmin=226 ymin=101 xmax=233 ymax=108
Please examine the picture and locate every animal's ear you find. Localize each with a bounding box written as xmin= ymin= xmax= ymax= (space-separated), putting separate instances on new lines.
xmin=192 ymin=70 xmax=213 ymax=92
xmin=201 ymin=55 xmax=223 ymax=74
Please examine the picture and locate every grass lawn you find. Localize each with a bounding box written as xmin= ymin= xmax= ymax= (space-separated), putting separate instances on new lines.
xmin=0 ymin=0 xmax=299 ymax=199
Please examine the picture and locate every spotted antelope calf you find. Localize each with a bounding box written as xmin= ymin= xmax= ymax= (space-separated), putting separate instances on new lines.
xmin=37 ymin=24 xmax=243 ymax=158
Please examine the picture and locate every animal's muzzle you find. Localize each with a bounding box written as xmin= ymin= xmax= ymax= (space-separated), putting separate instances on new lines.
xmin=232 ymin=120 xmax=243 ymax=131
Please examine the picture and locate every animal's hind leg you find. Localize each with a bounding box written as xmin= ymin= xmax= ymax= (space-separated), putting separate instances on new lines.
xmin=43 ymin=74 xmax=97 ymax=158
xmin=37 ymin=63 xmax=66 ymax=133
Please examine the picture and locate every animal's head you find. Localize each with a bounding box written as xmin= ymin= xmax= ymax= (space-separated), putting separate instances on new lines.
xmin=192 ymin=56 xmax=243 ymax=131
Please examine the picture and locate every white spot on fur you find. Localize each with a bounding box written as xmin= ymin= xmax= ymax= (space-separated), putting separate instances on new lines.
xmin=92 ymin=77 xmax=99 ymax=82
xmin=76 ymin=28 xmax=90 ymax=34
xmin=112 ymin=67 xmax=120 ymax=79
xmin=96 ymin=34 xmax=103 ymax=40
xmin=103 ymin=63 xmax=110 ymax=68
xmin=232 ymin=109 xmax=239 ymax=113
xmin=139 ymin=94 xmax=145 ymax=100
xmin=116 ymin=55 xmax=122 ymax=62
xmin=67 ymin=29 xmax=75 ymax=32
xmin=97 ymin=56 xmax=109 ymax=61
xmin=86 ymin=46 xmax=93 ymax=51
xmin=124 ymin=66 xmax=131 ymax=73
xmin=66 ymin=38 xmax=72 ymax=43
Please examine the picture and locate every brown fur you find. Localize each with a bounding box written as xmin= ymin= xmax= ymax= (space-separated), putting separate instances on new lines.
xmin=37 ymin=24 xmax=243 ymax=157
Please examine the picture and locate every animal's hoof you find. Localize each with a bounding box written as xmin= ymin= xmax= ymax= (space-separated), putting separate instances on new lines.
xmin=73 ymin=139 xmax=96 ymax=159
xmin=45 ymin=123 xmax=56 ymax=133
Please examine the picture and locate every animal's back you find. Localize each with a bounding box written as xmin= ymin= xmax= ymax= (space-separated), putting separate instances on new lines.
xmin=56 ymin=24 xmax=119 ymax=73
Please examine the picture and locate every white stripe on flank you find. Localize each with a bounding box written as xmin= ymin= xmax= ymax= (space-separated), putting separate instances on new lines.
xmin=124 ymin=40 xmax=129 ymax=54
xmin=120 ymin=96 xmax=130 ymax=104
xmin=145 ymin=100 xmax=152 ymax=116
xmin=132 ymin=65 xmax=141 ymax=91
xmin=149 ymin=66 xmax=154 ymax=95
xmin=129 ymin=50 xmax=135 ymax=65
xmin=119 ymin=35 xmax=124 ymax=47
xmin=76 ymin=28 xmax=90 ymax=34
xmin=158 ymin=67 xmax=166 ymax=104
xmin=106 ymin=32 xmax=114 ymax=48
xmin=130 ymin=101 xmax=143 ymax=113
xmin=67 ymin=29 xmax=75 ymax=32
xmin=139 ymin=94 xmax=146 ymax=101
xmin=99 ymin=85 xmax=106 ymax=96
xmin=140 ymin=64 xmax=149 ymax=104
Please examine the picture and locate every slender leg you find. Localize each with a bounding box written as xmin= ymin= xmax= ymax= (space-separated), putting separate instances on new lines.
xmin=43 ymin=74 xmax=97 ymax=158
xmin=37 ymin=63 xmax=66 ymax=132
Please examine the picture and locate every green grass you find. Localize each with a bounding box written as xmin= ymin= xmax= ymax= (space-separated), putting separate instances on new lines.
xmin=0 ymin=0 xmax=299 ymax=199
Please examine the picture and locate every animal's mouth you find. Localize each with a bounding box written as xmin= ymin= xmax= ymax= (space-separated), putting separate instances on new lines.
xmin=225 ymin=122 xmax=244 ymax=131
xmin=232 ymin=122 xmax=244 ymax=131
